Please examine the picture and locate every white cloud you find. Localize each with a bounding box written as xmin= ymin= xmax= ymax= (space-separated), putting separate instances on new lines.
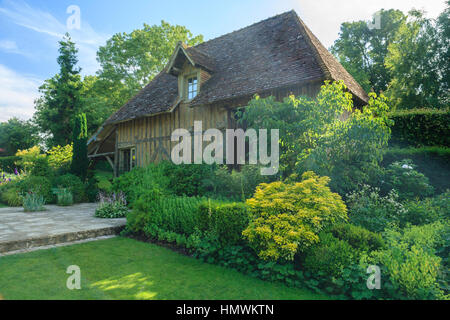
xmin=0 ymin=64 xmax=42 ymax=122
xmin=0 ymin=0 xmax=110 ymax=75
xmin=288 ymin=0 xmax=448 ymax=48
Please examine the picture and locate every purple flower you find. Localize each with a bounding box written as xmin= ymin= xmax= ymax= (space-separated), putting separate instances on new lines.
xmin=14 ymin=168 xmax=18 ymax=175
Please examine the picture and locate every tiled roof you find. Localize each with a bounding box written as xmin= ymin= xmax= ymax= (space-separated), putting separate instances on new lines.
xmin=105 ymin=10 xmax=368 ymax=125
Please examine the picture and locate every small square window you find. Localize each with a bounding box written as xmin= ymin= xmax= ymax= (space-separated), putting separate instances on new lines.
xmin=187 ymin=76 xmax=198 ymax=100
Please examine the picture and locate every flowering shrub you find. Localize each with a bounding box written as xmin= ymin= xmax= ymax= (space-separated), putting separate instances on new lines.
xmin=347 ymin=185 xmax=407 ymax=233
xmin=243 ymin=171 xmax=348 ymax=262
xmin=95 ymin=192 xmax=128 ymax=218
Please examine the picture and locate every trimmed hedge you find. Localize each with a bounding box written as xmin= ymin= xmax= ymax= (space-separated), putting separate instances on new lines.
xmin=389 ymin=109 xmax=450 ymax=147
xmin=383 ymin=147 xmax=450 ymax=194
xmin=0 ymin=156 xmax=21 ymax=173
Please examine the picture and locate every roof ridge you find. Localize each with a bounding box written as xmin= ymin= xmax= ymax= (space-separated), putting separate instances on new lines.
xmin=192 ymin=10 xmax=295 ymax=50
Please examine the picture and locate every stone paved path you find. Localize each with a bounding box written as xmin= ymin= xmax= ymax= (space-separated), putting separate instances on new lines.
xmin=0 ymin=203 xmax=126 ymax=254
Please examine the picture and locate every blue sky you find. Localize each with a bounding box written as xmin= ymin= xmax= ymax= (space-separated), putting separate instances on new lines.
xmin=0 ymin=0 xmax=447 ymax=121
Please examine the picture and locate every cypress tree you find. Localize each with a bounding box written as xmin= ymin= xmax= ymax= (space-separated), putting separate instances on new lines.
xmin=71 ymin=113 xmax=89 ymax=180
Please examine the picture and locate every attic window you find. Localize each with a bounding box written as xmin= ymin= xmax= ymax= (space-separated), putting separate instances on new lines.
xmin=187 ymin=76 xmax=198 ymax=100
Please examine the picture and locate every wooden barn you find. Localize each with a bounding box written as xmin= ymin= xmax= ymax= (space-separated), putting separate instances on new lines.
xmin=88 ymin=10 xmax=368 ymax=176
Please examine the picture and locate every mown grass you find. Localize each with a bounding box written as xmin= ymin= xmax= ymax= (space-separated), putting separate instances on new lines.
xmin=0 ymin=237 xmax=328 ymax=300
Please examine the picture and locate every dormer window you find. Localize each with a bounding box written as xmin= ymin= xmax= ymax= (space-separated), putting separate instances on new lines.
xmin=187 ymin=76 xmax=198 ymax=100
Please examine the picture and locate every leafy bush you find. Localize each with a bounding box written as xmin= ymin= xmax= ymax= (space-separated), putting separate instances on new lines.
xmin=22 ymin=191 xmax=45 ymax=212
xmin=0 ymin=156 xmax=22 ymax=172
xmin=47 ymin=144 xmax=73 ymax=171
xmin=95 ymin=192 xmax=128 ymax=218
xmin=125 ymin=188 xmax=163 ymax=233
xmin=1 ymin=187 xmax=22 ymax=207
xmin=383 ymin=147 xmax=450 ymax=193
xmin=17 ymin=176 xmax=53 ymax=204
xmin=52 ymin=174 xmax=86 ymax=203
xmin=328 ymin=223 xmax=385 ymax=252
xmin=243 ymin=171 xmax=348 ymax=261
xmin=198 ymin=200 xmax=250 ymax=246
xmin=15 ymin=146 xmax=45 ymax=173
xmin=30 ymin=157 xmax=52 ymax=177
xmin=302 ymin=232 xmax=357 ymax=278
xmin=142 ymin=196 xmax=204 ymax=236
xmin=113 ymin=164 xmax=170 ymax=205
xmin=347 ymin=185 xmax=407 ymax=233
xmin=374 ymin=222 xmax=447 ymax=299
xmin=160 ymin=162 xmax=215 ymax=197
xmin=389 ymin=108 xmax=450 ymax=147
xmin=53 ymin=188 xmax=73 ymax=206
xmin=402 ymin=198 xmax=444 ymax=227
xmin=383 ymin=159 xmax=434 ymax=200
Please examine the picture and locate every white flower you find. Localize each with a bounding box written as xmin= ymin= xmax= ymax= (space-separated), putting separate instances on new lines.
xmin=402 ymin=164 xmax=413 ymax=170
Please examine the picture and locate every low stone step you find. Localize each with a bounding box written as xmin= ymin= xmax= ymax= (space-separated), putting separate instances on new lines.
xmin=0 ymin=225 xmax=124 ymax=255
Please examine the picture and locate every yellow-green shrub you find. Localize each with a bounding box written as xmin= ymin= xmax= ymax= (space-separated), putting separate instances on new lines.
xmin=15 ymin=146 xmax=45 ymax=173
xmin=47 ymin=144 xmax=73 ymax=170
xmin=243 ymin=171 xmax=348 ymax=262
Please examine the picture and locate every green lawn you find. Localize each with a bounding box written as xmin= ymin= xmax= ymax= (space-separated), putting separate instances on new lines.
xmin=0 ymin=237 xmax=328 ymax=300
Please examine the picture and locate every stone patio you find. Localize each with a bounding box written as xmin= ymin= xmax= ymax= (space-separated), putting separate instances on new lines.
xmin=0 ymin=203 xmax=126 ymax=255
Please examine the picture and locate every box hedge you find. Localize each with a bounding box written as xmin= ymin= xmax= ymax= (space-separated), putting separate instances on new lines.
xmin=389 ymin=109 xmax=450 ymax=147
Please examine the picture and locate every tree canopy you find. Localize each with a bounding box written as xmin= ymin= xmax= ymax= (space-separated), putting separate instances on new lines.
xmin=0 ymin=118 xmax=39 ymax=156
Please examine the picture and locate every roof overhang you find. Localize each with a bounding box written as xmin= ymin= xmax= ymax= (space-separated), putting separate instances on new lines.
xmin=166 ymin=42 xmax=196 ymax=76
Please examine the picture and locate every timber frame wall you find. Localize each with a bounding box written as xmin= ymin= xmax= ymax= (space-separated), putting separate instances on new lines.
xmin=114 ymin=81 xmax=322 ymax=174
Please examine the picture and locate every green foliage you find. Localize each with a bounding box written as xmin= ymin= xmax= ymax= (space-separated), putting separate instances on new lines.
xmin=95 ymin=21 xmax=203 ymax=113
xmin=52 ymin=174 xmax=86 ymax=203
xmin=198 ymin=200 xmax=250 ymax=246
xmin=53 ymin=188 xmax=74 ymax=206
xmin=22 ymin=191 xmax=45 ymax=212
xmin=33 ymin=34 xmax=83 ymax=147
xmin=302 ymin=232 xmax=357 ymax=278
xmin=71 ymin=113 xmax=89 ymax=180
xmin=383 ymin=159 xmax=434 ymax=200
xmin=383 ymin=147 xmax=450 ymax=193
xmin=240 ymin=81 xmax=392 ymax=195
xmin=390 ymin=109 xmax=450 ymax=147
xmin=386 ymin=10 xmax=447 ymax=109
xmin=347 ymin=185 xmax=407 ymax=233
xmin=47 ymin=144 xmax=73 ymax=171
xmin=243 ymin=172 xmax=348 ymax=262
xmin=374 ymin=222 xmax=447 ymax=299
xmin=331 ymin=9 xmax=406 ymax=93
xmin=113 ymin=163 xmax=170 ymax=205
xmin=17 ymin=176 xmax=53 ymax=204
xmin=141 ymin=196 xmax=204 ymax=236
xmin=0 ymin=118 xmax=39 ymax=156
xmin=125 ymin=188 xmax=163 ymax=233
xmin=328 ymin=223 xmax=385 ymax=252
xmin=30 ymin=157 xmax=52 ymax=177
xmin=95 ymin=202 xmax=128 ymax=219
xmin=159 ymin=162 xmax=214 ymax=197
xmin=0 ymin=156 xmax=22 ymax=173
xmin=15 ymin=146 xmax=45 ymax=173
xmin=301 ymin=91 xmax=392 ymax=195
xmin=1 ymin=187 xmax=22 ymax=207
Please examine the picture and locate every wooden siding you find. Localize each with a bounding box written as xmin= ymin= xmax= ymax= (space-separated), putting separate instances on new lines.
xmin=116 ymin=81 xmax=322 ymax=170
